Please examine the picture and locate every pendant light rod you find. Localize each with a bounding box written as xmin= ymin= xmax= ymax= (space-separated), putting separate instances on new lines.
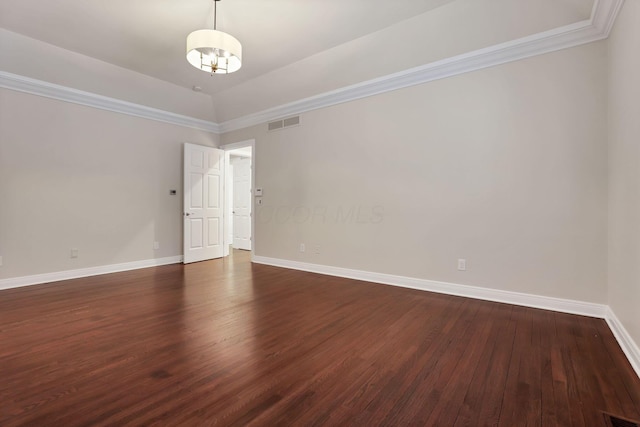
xmin=213 ymin=0 xmax=217 ymax=30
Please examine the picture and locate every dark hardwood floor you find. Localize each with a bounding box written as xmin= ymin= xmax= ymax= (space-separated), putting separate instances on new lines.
xmin=1 ymin=250 xmax=639 ymax=426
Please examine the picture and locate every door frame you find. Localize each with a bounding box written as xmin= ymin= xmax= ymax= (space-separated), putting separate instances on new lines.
xmin=221 ymin=139 xmax=256 ymax=260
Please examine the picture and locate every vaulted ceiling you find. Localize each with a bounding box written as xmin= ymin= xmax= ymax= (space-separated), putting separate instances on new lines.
xmin=0 ymin=0 xmax=601 ymax=125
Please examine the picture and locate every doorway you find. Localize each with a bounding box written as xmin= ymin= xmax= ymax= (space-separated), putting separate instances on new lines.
xmin=222 ymin=140 xmax=255 ymax=258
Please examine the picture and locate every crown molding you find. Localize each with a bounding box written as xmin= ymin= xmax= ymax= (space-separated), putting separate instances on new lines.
xmin=0 ymin=0 xmax=623 ymax=135
xmin=592 ymin=0 xmax=625 ymax=35
xmin=0 ymin=71 xmax=221 ymax=134
xmin=219 ymin=0 xmax=624 ymax=133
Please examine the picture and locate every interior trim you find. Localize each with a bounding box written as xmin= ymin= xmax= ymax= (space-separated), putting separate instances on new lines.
xmin=219 ymin=0 xmax=623 ymax=133
xmin=0 ymin=71 xmax=221 ymax=134
xmin=1 ymin=252 xmax=635 ymax=379
xmin=0 ymin=256 xmax=183 ymax=291
xmin=253 ymin=254 xmax=640 ymax=379
xmin=252 ymin=255 xmax=607 ymax=318
xmin=0 ymin=0 xmax=623 ymax=136
xmin=606 ymin=307 xmax=640 ymax=379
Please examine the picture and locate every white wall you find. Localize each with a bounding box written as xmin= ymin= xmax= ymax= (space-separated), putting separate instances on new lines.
xmin=222 ymin=41 xmax=608 ymax=304
xmin=0 ymin=88 xmax=217 ymax=280
xmin=607 ymin=1 xmax=640 ymax=351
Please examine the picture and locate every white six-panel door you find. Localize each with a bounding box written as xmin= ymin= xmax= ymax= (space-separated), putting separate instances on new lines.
xmin=231 ymin=156 xmax=252 ymax=250
xmin=183 ymin=143 xmax=224 ymax=263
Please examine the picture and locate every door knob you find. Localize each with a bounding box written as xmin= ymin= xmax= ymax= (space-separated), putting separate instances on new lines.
xmin=185 ymin=212 xmax=191 ymax=216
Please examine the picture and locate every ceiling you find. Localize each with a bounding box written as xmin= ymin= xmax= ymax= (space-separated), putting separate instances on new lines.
xmin=0 ymin=0 xmax=457 ymax=95
xmin=0 ymin=0 xmax=596 ymax=122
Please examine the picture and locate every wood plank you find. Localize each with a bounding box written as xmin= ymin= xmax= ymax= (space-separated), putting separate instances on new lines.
xmin=1 ymin=251 xmax=639 ymax=426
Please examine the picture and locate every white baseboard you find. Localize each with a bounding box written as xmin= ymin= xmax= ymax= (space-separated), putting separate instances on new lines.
xmin=605 ymin=307 xmax=640 ymax=379
xmin=0 ymin=256 xmax=183 ymax=291
xmin=252 ymin=255 xmax=607 ymax=318
xmin=2 ymin=253 xmax=636 ymax=379
xmin=252 ymin=255 xmax=640 ymax=378
xmin=251 ymin=255 xmax=640 ymax=377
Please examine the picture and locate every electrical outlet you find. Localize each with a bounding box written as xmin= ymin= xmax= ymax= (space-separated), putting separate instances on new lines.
xmin=154 ymin=241 xmax=160 ymax=250
xmin=299 ymin=243 xmax=306 ymax=253
xmin=457 ymin=258 xmax=466 ymax=271
xmin=314 ymin=245 xmax=321 ymax=254
xmin=0 ymin=255 xmax=3 ymax=266
xmin=71 ymin=248 xmax=79 ymax=258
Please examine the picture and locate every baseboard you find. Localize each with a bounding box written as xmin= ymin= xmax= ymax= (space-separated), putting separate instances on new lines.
xmin=2 ymin=253 xmax=636 ymax=378
xmin=605 ymin=307 xmax=640 ymax=379
xmin=251 ymin=255 xmax=640 ymax=378
xmin=252 ymin=255 xmax=607 ymax=318
xmin=0 ymin=256 xmax=183 ymax=291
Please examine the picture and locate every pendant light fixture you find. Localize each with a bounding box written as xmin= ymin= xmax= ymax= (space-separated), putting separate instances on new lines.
xmin=186 ymin=0 xmax=242 ymax=74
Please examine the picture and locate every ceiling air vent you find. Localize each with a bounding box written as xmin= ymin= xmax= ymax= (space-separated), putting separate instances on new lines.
xmin=268 ymin=116 xmax=300 ymax=132
xmin=283 ymin=116 xmax=300 ymax=127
